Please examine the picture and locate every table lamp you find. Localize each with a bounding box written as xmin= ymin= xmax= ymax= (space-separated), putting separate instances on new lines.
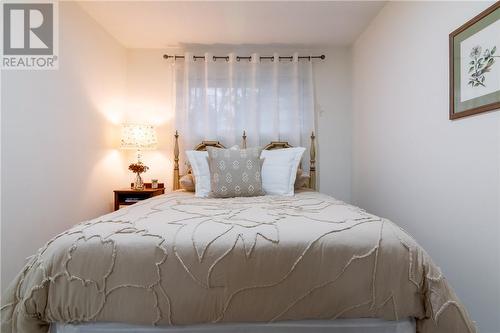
xmin=120 ymin=124 xmax=158 ymax=190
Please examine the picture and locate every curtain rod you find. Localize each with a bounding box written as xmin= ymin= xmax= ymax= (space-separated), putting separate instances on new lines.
xmin=162 ymin=54 xmax=325 ymax=62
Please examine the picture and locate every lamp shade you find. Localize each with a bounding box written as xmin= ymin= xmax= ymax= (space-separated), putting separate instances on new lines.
xmin=120 ymin=124 xmax=158 ymax=150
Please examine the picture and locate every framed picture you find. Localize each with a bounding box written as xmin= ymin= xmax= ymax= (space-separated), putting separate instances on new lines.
xmin=449 ymin=2 xmax=500 ymax=120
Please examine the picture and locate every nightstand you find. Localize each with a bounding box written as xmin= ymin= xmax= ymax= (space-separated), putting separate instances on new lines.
xmin=113 ymin=183 xmax=165 ymax=211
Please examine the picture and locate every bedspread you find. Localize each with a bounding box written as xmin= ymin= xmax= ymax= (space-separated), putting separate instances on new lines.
xmin=1 ymin=191 xmax=475 ymax=333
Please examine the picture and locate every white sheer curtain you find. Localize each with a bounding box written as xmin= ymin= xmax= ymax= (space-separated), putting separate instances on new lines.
xmin=173 ymin=52 xmax=315 ymax=168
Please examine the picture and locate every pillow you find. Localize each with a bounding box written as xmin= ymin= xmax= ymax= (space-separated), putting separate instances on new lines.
xmin=185 ymin=146 xmax=239 ymax=197
xmin=294 ymin=169 xmax=310 ymax=189
xmin=186 ymin=150 xmax=211 ymax=197
xmin=295 ymin=175 xmax=310 ymax=189
xmin=207 ymin=147 xmax=264 ymax=198
xmin=179 ymin=174 xmax=195 ymax=192
xmin=261 ymin=147 xmax=305 ymax=196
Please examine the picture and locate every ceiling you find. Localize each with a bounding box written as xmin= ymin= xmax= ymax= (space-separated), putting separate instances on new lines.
xmin=78 ymin=1 xmax=385 ymax=49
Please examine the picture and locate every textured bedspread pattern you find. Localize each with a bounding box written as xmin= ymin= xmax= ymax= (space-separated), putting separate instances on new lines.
xmin=1 ymin=191 xmax=475 ymax=333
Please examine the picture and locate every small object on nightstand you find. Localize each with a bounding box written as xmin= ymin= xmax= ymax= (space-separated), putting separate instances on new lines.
xmin=151 ymin=179 xmax=159 ymax=189
xmin=113 ymin=183 xmax=165 ymax=211
xmin=128 ymin=162 xmax=149 ymax=190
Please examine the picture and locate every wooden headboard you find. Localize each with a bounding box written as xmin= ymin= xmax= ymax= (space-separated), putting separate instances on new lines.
xmin=173 ymin=131 xmax=316 ymax=190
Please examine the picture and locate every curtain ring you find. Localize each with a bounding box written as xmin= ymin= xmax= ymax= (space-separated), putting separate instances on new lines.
xmin=236 ymin=56 xmax=240 ymax=62
xmin=213 ymin=56 xmax=216 ymax=61
xmin=226 ymin=56 xmax=229 ymax=62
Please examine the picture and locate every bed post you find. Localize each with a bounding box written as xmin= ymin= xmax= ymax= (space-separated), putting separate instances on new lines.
xmin=173 ymin=130 xmax=180 ymax=191
xmin=309 ymin=131 xmax=316 ymax=190
xmin=242 ymin=130 xmax=247 ymax=149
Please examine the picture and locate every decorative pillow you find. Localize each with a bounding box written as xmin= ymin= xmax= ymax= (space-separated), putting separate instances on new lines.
xmin=185 ymin=150 xmax=211 ymax=197
xmin=179 ymin=174 xmax=195 ymax=192
xmin=207 ymin=147 xmax=264 ymax=198
xmin=294 ymin=169 xmax=310 ymax=189
xmin=185 ymin=146 xmax=239 ymax=197
xmin=261 ymin=147 xmax=305 ymax=196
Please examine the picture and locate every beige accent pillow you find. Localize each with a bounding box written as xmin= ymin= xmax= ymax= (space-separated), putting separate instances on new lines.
xmin=179 ymin=174 xmax=195 ymax=192
xmin=207 ymin=147 xmax=264 ymax=198
xmin=294 ymin=169 xmax=310 ymax=189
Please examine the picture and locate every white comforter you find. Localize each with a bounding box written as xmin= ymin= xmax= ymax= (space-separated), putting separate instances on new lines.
xmin=1 ymin=191 xmax=475 ymax=333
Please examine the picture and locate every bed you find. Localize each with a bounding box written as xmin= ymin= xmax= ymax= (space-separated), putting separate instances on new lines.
xmin=1 ymin=133 xmax=475 ymax=333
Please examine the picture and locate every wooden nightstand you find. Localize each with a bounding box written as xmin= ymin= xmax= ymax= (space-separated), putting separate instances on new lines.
xmin=113 ymin=183 xmax=165 ymax=211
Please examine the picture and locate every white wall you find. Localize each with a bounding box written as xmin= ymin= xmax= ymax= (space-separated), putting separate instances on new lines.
xmin=125 ymin=46 xmax=352 ymax=202
xmin=315 ymin=47 xmax=352 ymax=201
xmin=1 ymin=2 xmax=128 ymax=290
xmin=352 ymin=2 xmax=500 ymax=333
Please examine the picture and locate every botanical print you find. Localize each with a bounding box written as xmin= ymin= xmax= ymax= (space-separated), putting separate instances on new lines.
xmin=460 ymin=19 xmax=500 ymax=102
xmin=468 ymin=45 xmax=497 ymax=87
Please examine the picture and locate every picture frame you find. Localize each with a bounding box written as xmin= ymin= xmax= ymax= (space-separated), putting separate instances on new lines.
xmin=449 ymin=2 xmax=500 ymax=120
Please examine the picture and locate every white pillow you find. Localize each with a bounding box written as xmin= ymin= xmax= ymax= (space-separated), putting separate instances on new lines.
xmin=186 ymin=150 xmax=211 ymax=197
xmin=261 ymin=147 xmax=306 ymax=196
